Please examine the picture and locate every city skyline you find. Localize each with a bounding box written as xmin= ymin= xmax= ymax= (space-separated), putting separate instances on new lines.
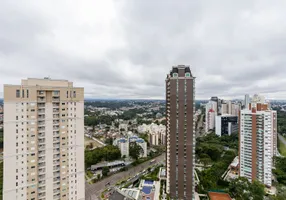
xmin=1 ymin=1 xmax=286 ymax=99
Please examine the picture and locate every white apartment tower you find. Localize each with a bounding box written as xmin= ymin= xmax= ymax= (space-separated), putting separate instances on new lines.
xmin=205 ymin=101 xmax=217 ymax=132
xmin=3 ymin=78 xmax=85 ymax=200
xmin=239 ymin=96 xmax=277 ymax=187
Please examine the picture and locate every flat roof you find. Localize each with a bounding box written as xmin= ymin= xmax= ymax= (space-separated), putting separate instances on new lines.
xmin=208 ymin=192 xmax=232 ymax=200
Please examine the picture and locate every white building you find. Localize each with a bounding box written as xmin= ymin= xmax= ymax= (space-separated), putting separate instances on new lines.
xmin=205 ymin=101 xmax=216 ymax=132
xmin=239 ymin=96 xmax=277 ymax=187
xmin=113 ymin=136 xmax=147 ymax=158
xmin=244 ymin=94 xmax=250 ymax=108
xmin=137 ymin=123 xmax=166 ymax=145
xmin=3 ymin=78 xmax=85 ymax=200
xmin=116 ymin=138 xmax=129 ymax=158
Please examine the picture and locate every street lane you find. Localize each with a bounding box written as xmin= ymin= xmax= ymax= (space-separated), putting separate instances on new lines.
xmin=85 ymin=154 xmax=165 ymax=200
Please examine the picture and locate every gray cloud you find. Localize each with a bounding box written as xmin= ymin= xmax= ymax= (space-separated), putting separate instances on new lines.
xmin=1 ymin=0 xmax=286 ymax=99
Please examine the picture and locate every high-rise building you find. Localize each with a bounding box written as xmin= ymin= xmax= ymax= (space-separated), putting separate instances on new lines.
xmin=215 ymin=115 xmax=238 ymax=137
xmin=166 ymin=65 xmax=195 ymax=199
xmin=244 ymin=94 xmax=250 ymax=109
xmin=239 ymin=96 xmax=277 ymax=187
xmin=205 ymin=101 xmax=217 ymax=132
xmin=3 ymin=78 xmax=85 ymax=200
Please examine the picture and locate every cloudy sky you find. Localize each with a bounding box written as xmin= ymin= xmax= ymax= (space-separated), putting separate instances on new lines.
xmin=1 ymin=0 xmax=286 ymax=100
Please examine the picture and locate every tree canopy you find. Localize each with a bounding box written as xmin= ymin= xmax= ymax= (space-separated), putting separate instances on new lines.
xmin=229 ymin=177 xmax=264 ymax=200
xmin=85 ymin=145 xmax=121 ymax=168
xmin=129 ymin=142 xmax=143 ymax=160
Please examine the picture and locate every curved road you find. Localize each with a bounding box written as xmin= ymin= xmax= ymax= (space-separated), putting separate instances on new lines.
xmin=85 ymin=154 xmax=165 ymax=200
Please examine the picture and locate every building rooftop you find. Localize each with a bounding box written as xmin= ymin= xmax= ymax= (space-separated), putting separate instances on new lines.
xmin=121 ymin=188 xmax=140 ymax=199
xmin=208 ymin=192 xmax=232 ymax=200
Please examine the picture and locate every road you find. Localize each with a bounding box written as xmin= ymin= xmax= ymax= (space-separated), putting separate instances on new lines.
xmin=85 ymin=154 xmax=165 ymax=200
xmin=196 ymin=113 xmax=205 ymax=138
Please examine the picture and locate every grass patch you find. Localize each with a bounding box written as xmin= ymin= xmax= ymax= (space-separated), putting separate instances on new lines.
xmin=278 ymin=136 xmax=286 ymax=157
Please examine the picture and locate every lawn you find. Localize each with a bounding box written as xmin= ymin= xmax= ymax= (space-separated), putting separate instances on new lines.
xmin=278 ymin=136 xmax=286 ymax=157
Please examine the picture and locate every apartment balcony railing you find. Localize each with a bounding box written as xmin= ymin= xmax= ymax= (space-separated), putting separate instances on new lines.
xmin=38 ymin=109 xmax=45 ymax=114
xmin=39 ymin=169 xmax=46 ymax=175
xmin=38 ymin=192 xmax=46 ymax=199
xmin=37 ymin=98 xmax=46 ymax=102
xmin=38 ymin=175 xmax=45 ymax=181
xmin=38 ymin=145 xmax=45 ymax=150
xmin=53 ymin=109 xmax=60 ymax=113
xmin=38 ymin=103 xmax=45 ymax=108
xmin=52 ymin=97 xmax=60 ymax=102
xmin=53 ymin=120 xmax=60 ymax=125
xmin=38 ymin=139 xmax=45 ymax=144
xmin=53 ymin=114 xmax=60 ymax=119
xmin=53 ymin=177 xmax=60 ymax=183
xmin=38 ymin=151 xmax=45 ymax=156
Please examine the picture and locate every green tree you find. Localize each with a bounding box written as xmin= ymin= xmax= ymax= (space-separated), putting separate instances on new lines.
xmin=102 ymin=167 xmax=110 ymax=177
xmin=105 ymin=138 xmax=113 ymax=145
xmin=229 ymin=177 xmax=264 ymax=200
xmin=129 ymin=142 xmax=143 ymax=160
xmin=85 ymin=116 xmax=98 ymax=131
xmin=97 ymin=174 xmax=101 ymax=180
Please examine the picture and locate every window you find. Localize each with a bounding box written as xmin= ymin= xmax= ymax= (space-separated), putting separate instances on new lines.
xmin=16 ymin=90 xmax=20 ymax=98
xmin=27 ymin=90 xmax=29 ymax=98
xmin=66 ymin=91 xmax=69 ymax=98
xmin=73 ymin=91 xmax=76 ymax=98
xmin=185 ymin=72 xmax=191 ymax=77
xmin=22 ymin=90 xmax=24 ymax=98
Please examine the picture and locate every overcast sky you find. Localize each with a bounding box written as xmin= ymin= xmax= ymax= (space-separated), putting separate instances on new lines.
xmin=1 ymin=0 xmax=286 ymax=100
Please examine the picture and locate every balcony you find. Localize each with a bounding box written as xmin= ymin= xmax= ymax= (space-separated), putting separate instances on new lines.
xmin=53 ymin=159 xmax=60 ymax=165
xmin=38 ymin=109 xmax=45 ymax=114
xmin=53 ymin=144 xmax=60 ymax=148
xmin=38 ymin=192 xmax=46 ymax=199
xmin=38 ymin=145 xmax=45 ymax=151
xmin=53 ymin=114 xmax=60 ymax=119
xmin=38 ymin=186 xmax=46 ymax=193
xmin=37 ymin=97 xmax=46 ymax=102
xmin=38 ymin=150 xmax=45 ymax=156
xmin=53 ymin=154 xmax=60 ymax=160
xmin=38 ymin=158 xmax=45 ymax=163
xmin=38 ymin=175 xmax=45 ymax=181
xmin=38 ymin=163 xmax=45 ymax=169
xmin=38 ymin=115 xmax=45 ymax=121
xmin=53 ymin=148 xmax=60 ymax=154
xmin=53 ymin=108 xmax=60 ymax=113
xmin=38 ymin=103 xmax=45 ymax=108
xmin=38 ymin=121 xmax=45 ymax=127
xmin=53 ymin=165 xmax=60 ymax=171
xmin=38 ymin=133 xmax=45 ymax=139
xmin=53 ymin=120 xmax=60 ymax=125
xmin=38 ymin=180 xmax=45 ymax=186
xmin=39 ymin=169 xmax=46 ymax=175
xmin=53 ymin=131 xmax=60 ymax=137
xmin=52 ymin=97 xmax=60 ymax=102
xmin=53 ymin=126 xmax=59 ymax=131
xmin=53 ymin=172 xmax=60 ymax=177
xmin=38 ymin=139 xmax=45 ymax=144
xmin=53 ymin=103 xmax=60 ymax=107
xmin=53 ymin=177 xmax=60 ymax=183
xmin=53 ymin=137 xmax=60 ymax=143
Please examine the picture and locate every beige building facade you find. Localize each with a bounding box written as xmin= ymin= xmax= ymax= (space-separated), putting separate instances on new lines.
xmin=3 ymin=78 xmax=85 ymax=200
